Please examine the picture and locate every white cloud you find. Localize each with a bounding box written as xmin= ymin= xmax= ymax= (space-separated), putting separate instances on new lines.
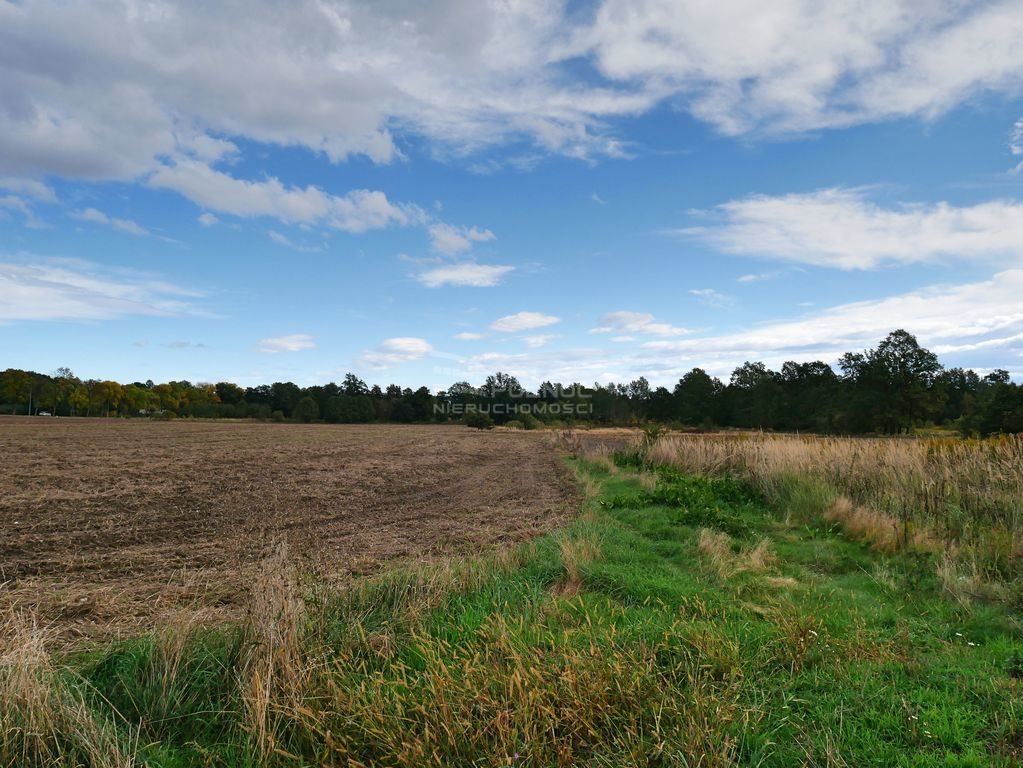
xmin=413 ymin=268 xmax=1023 ymax=389
xmin=490 ymin=311 xmax=560 ymax=332
xmin=454 ymin=332 xmax=484 ymax=341
xmin=0 ymin=195 xmax=46 ymax=228
xmin=591 ymin=310 xmax=688 ymax=336
xmin=458 ymin=347 xmax=615 ymax=384
xmin=152 ymin=161 xmax=490 ymax=250
xmin=524 ymin=334 xmax=558 ymax=348
xmin=256 ymin=334 xmax=316 ymax=353
xmin=0 ymin=178 xmax=55 ymax=227
xmin=416 ymin=263 xmax=514 ymax=288
xmin=71 ymin=208 xmax=107 ymax=224
xmin=149 ymin=160 xmax=417 ymax=233
xmin=428 ymin=223 xmax=495 ymax=256
xmin=268 ymin=229 xmax=322 ymax=253
xmin=591 ymin=193 xmax=606 ymax=205
xmin=71 ymin=207 xmax=149 ymax=236
xmin=689 ymin=288 xmax=734 ymax=308
xmin=737 ymin=272 xmax=775 ymax=283
xmin=0 ymin=257 xmax=203 ymax=321
xmin=180 ymin=134 xmax=238 ymax=163
xmin=111 ymin=219 xmax=148 ymax=236
xmin=360 ymin=337 xmax=433 ymax=369
xmin=643 ymin=270 xmax=1023 ymax=370
xmin=0 ymin=177 xmax=57 ymax=202
xmin=678 ymin=188 xmax=1023 ymax=270
xmin=576 ymin=0 xmax=1023 ymax=136
xmin=0 ymin=1 xmax=631 ymax=183
xmin=5 ymin=0 xmax=1020 ymax=185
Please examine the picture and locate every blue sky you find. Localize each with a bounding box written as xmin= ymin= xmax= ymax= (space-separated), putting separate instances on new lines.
xmin=2 ymin=0 xmax=1023 ymax=389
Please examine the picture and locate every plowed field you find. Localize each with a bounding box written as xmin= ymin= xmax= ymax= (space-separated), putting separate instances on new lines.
xmin=0 ymin=419 xmax=576 ymax=640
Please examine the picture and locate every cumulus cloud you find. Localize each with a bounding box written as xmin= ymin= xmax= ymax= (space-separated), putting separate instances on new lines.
xmin=490 ymin=311 xmax=560 ymax=332
xmin=0 ymin=0 xmax=627 ymax=183
xmin=416 ymin=263 xmax=514 ymax=288
xmin=149 ymin=160 xmax=418 ymax=232
xmin=677 ymin=188 xmax=1023 ymax=270
xmin=256 ymin=334 xmax=316 ymax=353
xmin=591 ymin=310 xmax=687 ymax=336
xmin=4 ymin=0 xmax=1022 ymax=186
xmin=71 ymin=207 xmax=149 ymax=236
xmin=0 ymin=257 xmax=203 ymax=321
xmin=149 ymin=160 xmax=492 ymax=250
xmin=454 ymin=332 xmax=484 ymax=340
xmin=360 ymin=337 xmax=433 ymax=369
xmin=180 ymin=134 xmax=239 ymax=163
xmin=575 ymin=0 xmax=1023 ymax=136
xmin=428 ymin=223 xmax=495 ymax=256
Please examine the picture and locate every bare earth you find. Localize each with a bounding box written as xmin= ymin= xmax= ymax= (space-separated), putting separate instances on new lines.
xmin=0 ymin=418 xmax=577 ymax=641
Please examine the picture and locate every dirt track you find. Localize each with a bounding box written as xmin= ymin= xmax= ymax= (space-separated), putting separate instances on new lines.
xmin=0 ymin=419 xmax=577 ymax=640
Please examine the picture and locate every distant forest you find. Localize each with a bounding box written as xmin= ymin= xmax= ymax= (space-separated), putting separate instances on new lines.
xmin=3 ymin=330 xmax=1021 ymax=435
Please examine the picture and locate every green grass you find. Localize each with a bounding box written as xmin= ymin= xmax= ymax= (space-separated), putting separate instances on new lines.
xmin=3 ymin=459 xmax=1021 ymax=766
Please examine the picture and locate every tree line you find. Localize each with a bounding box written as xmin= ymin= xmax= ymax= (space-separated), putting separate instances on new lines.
xmin=2 ymin=330 xmax=1021 ymax=435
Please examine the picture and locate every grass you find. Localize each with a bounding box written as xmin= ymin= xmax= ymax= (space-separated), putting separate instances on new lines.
xmin=2 ymin=451 xmax=1022 ymax=766
xmin=646 ymin=433 xmax=1023 ymax=587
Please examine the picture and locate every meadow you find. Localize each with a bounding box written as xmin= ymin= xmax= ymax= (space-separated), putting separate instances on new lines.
xmin=641 ymin=432 xmax=1023 ymax=599
xmin=1 ymin=423 xmax=1020 ymax=766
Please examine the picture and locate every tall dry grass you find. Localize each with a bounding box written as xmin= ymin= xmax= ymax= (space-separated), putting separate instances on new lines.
xmin=0 ymin=614 xmax=135 ymax=768
xmin=647 ymin=433 xmax=1023 ymax=577
xmin=238 ymin=542 xmax=309 ymax=761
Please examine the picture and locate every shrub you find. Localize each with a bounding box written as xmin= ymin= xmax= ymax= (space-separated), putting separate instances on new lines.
xmin=504 ymin=420 xmax=524 ymax=430
xmin=465 ymin=411 xmax=495 ymax=430
xmin=520 ymin=413 xmax=542 ymax=430
xmin=271 ymin=410 xmax=286 ymax=423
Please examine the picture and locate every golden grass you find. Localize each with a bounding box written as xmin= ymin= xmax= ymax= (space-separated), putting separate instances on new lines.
xmin=557 ymin=531 xmax=602 ymax=594
xmin=697 ymin=529 xmax=775 ymax=578
xmin=935 ymin=549 xmax=1008 ymax=606
xmin=823 ymin=497 xmax=901 ymax=554
xmin=648 ymin=432 xmax=1023 ymax=576
xmin=238 ymin=542 xmax=308 ymax=761
xmin=0 ymin=613 xmax=135 ymax=768
xmin=698 ymin=529 xmax=734 ymax=577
